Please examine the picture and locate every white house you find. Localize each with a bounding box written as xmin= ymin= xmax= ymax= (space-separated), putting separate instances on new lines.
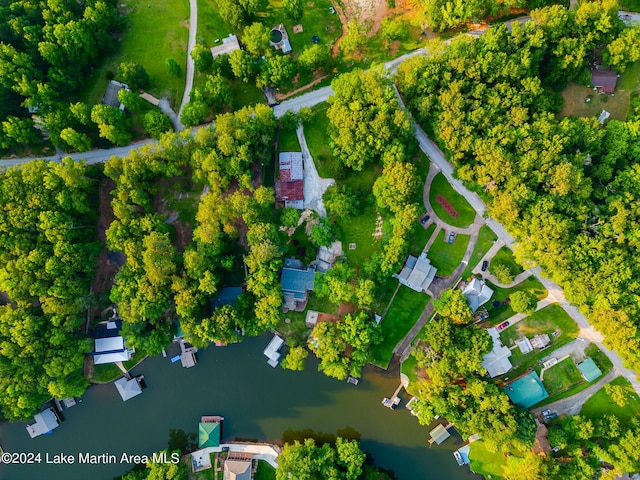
xmin=463 ymin=278 xmax=494 ymax=312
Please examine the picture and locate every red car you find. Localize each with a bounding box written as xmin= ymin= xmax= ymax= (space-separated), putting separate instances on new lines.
xmin=497 ymin=321 xmax=510 ymax=331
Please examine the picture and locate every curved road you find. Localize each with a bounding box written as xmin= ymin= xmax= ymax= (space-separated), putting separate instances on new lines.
xmin=1 ymin=16 xmax=638 ymax=395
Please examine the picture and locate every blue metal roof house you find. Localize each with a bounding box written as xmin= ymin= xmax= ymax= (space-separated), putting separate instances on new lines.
xmin=281 ymin=266 xmax=316 ymax=311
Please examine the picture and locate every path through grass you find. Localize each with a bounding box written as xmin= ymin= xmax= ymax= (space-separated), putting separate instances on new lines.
xmin=371 ymin=286 xmax=429 ymax=368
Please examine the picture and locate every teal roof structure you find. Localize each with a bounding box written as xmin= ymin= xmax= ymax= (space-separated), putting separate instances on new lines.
xmin=281 ymin=267 xmax=315 ymax=300
xmin=504 ymin=371 xmax=549 ymax=408
xmin=577 ymin=358 xmax=603 ymax=382
xmin=199 ymin=422 xmax=221 ymax=448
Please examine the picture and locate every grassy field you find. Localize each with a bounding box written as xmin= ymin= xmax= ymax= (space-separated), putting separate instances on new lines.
xmin=278 ymin=124 xmax=301 ymax=151
xmin=410 ymin=223 xmax=436 ymax=256
xmin=197 ymin=0 xmax=233 ymax=46
xmin=428 ymin=172 xmax=476 ymax=228
xmin=462 ymin=225 xmax=497 ymax=278
xmin=490 ymin=246 xmax=524 ymax=278
xmin=619 ymin=60 xmax=640 ymax=91
xmin=361 ymin=16 xmax=427 ymax=64
xmin=468 ymin=440 xmax=508 ymax=479
xmin=302 ymin=104 xmax=336 ymax=178
xmin=559 ymin=83 xmax=631 ymax=121
xmin=484 ymin=277 xmax=548 ymax=325
xmin=277 ymin=293 xmax=339 ymax=345
xmin=542 ymin=358 xmax=583 ymax=397
xmin=426 ymin=230 xmax=470 ymax=277
xmin=581 ymin=376 xmax=640 ymax=423
xmin=254 ymin=460 xmax=277 ymax=480
xmin=401 ymin=352 xmax=420 ymax=394
xmin=371 ymin=286 xmax=429 ymax=368
xmin=82 ymin=0 xmax=189 ymax=108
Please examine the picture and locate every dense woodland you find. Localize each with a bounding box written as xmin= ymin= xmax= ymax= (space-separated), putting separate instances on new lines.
xmin=396 ymin=1 xmax=640 ymax=475
xmin=0 ymin=160 xmax=99 ymax=419
xmin=0 ymin=0 xmax=122 ymax=150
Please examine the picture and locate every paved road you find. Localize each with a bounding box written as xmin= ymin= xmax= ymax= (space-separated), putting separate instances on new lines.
xmin=177 ymin=0 xmax=197 ymax=125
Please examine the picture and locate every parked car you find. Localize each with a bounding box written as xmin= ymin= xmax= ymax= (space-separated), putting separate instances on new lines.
xmin=497 ymin=321 xmax=510 ymax=331
xmin=420 ymin=215 xmax=430 ymax=225
xmin=448 ymin=232 xmax=456 ymax=244
xmin=542 ymin=409 xmax=552 ymax=417
xmin=481 ymin=260 xmax=489 ymax=271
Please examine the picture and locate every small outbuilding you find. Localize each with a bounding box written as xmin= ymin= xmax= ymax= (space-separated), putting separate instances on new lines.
xmin=577 ymin=358 xmax=603 ymax=382
xmin=114 ymin=376 xmax=143 ymax=402
xmin=429 ymin=424 xmax=451 ymax=445
xmin=102 ymin=80 xmax=129 ymax=110
xmin=198 ymin=416 xmax=223 ymax=448
xmin=530 ymin=333 xmax=551 ymax=350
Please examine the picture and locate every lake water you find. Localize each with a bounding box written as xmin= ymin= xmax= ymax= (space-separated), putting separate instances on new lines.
xmin=0 ymin=337 xmax=479 ymax=480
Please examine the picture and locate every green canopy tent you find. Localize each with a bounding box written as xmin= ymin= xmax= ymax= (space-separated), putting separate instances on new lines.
xmin=198 ymin=422 xmax=221 ymax=448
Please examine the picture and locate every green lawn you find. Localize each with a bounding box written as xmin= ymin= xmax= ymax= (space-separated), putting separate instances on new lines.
xmin=542 ymin=358 xmax=583 ymax=397
xmin=278 ymin=124 xmax=301 ymax=152
xmin=197 ymin=0 xmax=233 ymax=47
xmin=259 ymin=0 xmax=342 ymax=61
xmin=490 ymin=246 xmax=524 ymax=278
xmin=91 ymin=350 xmax=146 ymax=383
xmin=335 ymin=202 xmax=382 ymax=270
xmin=401 ymin=352 xmax=420 ymax=395
xmin=462 ymin=225 xmax=497 ymax=278
xmin=410 ymin=223 xmax=436 ymax=257
xmin=426 ymin=230 xmax=470 ymax=277
xmin=619 ymin=60 xmax=640 ymax=91
xmin=484 ymin=277 xmax=548 ymax=325
xmin=581 ymin=376 xmax=640 ymax=423
xmin=228 ymin=78 xmax=267 ymax=111
xmin=371 ymin=286 xmax=429 ymax=368
xmin=302 ymin=104 xmax=339 ymax=178
xmin=559 ymin=82 xmax=631 ymax=121
xmin=428 ymin=172 xmax=476 ymax=228
xmin=468 ymin=440 xmax=508 ymax=479
xmin=254 ymin=460 xmax=277 ymax=480
xmin=82 ymin=0 xmax=189 ymax=108
xmin=585 ymin=343 xmax=613 ymax=373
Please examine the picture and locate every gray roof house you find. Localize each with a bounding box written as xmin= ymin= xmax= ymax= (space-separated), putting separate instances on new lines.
xmin=114 ymin=376 xmax=143 ymax=401
xmin=462 ymin=278 xmax=494 ymax=312
xmin=481 ymin=327 xmax=513 ymax=377
xmin=393 ymin=252 xmax=437 ymax=293
xmin=102 ymin=80 xmax=129 ymax=110
xmin=281 ymin=266 xmax=316 ymax=311
xmin=211 ymin=34 xmax=241 ymax=59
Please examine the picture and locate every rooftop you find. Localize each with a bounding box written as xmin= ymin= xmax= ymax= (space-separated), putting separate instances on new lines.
xmin=199 ymin=419 xmax=221 ymax=448
xmin=211 ymin=34 xmax=241 ymax=59
xmin=114 ymin=376 xmax=143 ymax=401
xmin=394 ymin=253 xmax=437 ymax=293
xmin=481 ymin=327 xmax=513 ymax=378
xmin=591 ymin=68 xmax=618 ymax=93
xmin=212 ymin=286 xmax=243 ymax=310
xmin=577 ymin=358 xmax=603 ymax=382
xmin=462 ymin=278 xmax=494 ymax=312
xmin=281 ymin=267 xmax=316 ymax=299
xmin=504 ymin=371 xmax=549 ymax=408
xmin=429 ymin=424 xmax=451 ymax=445
xmin=102 ymin=80 xmax=128 ymax=108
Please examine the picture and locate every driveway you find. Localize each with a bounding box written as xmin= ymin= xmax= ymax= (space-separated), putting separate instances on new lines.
xmin=531 ymin=369 xmax=618 ymax=417
xmin=296 ymin=124 xmax=334 ymax=217
xmin=177 ymin=0 xmax=197 ymax=125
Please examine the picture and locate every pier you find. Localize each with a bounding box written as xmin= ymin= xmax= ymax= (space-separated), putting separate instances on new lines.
xmin=382 ymin=376 xmax=409 ymax=410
